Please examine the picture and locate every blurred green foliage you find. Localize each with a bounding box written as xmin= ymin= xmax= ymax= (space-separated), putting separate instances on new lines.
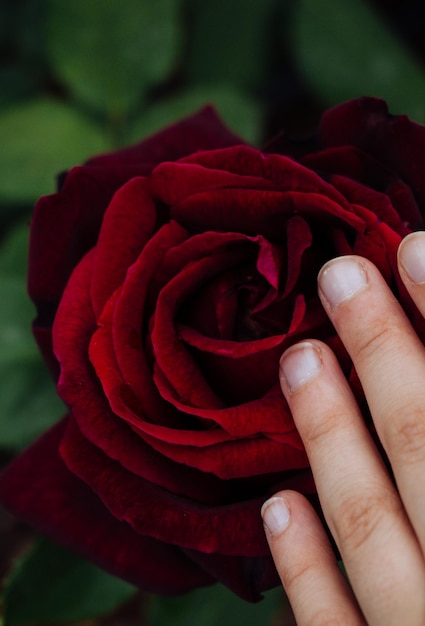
xmin=1 ymin=0 xmax=425 ymax=623
xmin=0 ymin=99 xmax=109 ymax=202
xmin=4 ymin=536 xmax=137 ymax=624
xmin=0 ymin=222 xmax=64 ymax=451
xmin=147 ymin=584 xmax=286 ymax=626
xmin=292 ymin=0 xmax=425 ymax=121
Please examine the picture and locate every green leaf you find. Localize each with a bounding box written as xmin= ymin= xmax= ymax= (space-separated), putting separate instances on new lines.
xmin=292 ymin=0 xmax=425 ymax=122
xmin=0 ymin=270 xmax=64 ymax=450
xmin=0 ymin=224 xmax=34 ymax=366
xmin=147 ymin=584 xmax=285 ymax=626
xmin=0 ymin=222 xmax=30 ymax=277
xmin=0 ymin=98 xmax=109 ymax=203
xmin=0 ymin=274 xmax=35 ymax=366
xmin=129 ymin=86 xmax=262 ymax=146
xmin=0 ymin=66 xmax=38 ymax=107
xmin=0 ymin=222 xmax=63 ymax=451
xmin=4 ymin=536 xmax=137 ymax=624
xmin=46 ymin=0 xmax=181 ymax=116
xmin=187 ymin=0 xmax=276 ymax=92
xmin=0 ymin=362 xmax=64 ymax=451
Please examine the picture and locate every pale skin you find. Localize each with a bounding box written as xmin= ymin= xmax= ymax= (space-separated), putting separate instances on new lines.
xmin=261 ymin=231 xmax=425 ymax=625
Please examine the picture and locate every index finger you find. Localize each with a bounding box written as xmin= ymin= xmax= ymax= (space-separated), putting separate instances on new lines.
xmin=398 ymin=231 xmax=425 ymax=317
xmin=317 ymin=254 xmax=425 ymax=554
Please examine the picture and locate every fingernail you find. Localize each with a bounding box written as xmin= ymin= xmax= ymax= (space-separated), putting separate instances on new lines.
xmin=398 ymin=232 xmax=425 ymax=285
xmin=279 ymin=341 xmax=322 ymax=391
xmin=261 ymin=497 xmax=290 ymax=536
xmin=318 ymin=257 xmax=368 ymax=309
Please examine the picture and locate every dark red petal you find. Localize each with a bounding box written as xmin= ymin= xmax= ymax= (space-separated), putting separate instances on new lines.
xmin=282 ymin=216 xmax=313 ymax=297
xmin=90 ymin=177 xmax=157 ymax=317
xmin=89 ymin=294 xmax=239 ymax=449
xmin=53 ymin=249 xmax=98 ymax=404
xmin=87 ymin=106 xmax=245 ymax=167
xmin=91 ymin=290 xmax=233 ymax=445
xmin=54 ymin=249 xmax=243 ymax=452
xmin=139 ymin=422 xmax=307 ymax=480
xmin=0 ymin=419 xmax=213 ymax=594
xmin=385 ymin=179 xmax=420 ymax=230
xmin=329 ymin=174 xmax=409 ymax=236
xmin=60 ymin=418 xmax=270 ymax=557
xmin=39 ymin=243 xmax=313 ymax=473
xmin=61 ymin=292 xmax=237 ymax=501
xmin=176 ymin=341 xmax=282 ymax=406
xmin=176 ymin=293 xmax=305 ymax=361
xmin=90 ymin=225 xmax=240 ymax=441
xmin=300 ymin=144 xmax=402 ymax=203
xmin=150 ymin=239 xmax=302 ymax=414
xmin=29 ymin=166 xmax=147 ymax=373
xmin=168 ymin=147 xmax=351 ymax=206
xmin=255 ymin=236 xmax=282 ymax=291
xmin=319 ymin=97 xmax=425 ymax=224
xmin=150 ymin=161 xmax=273 ymax=206
xmin=109 ymin=221 xmax=190 ymax=426
xmin=151 ymin=249 xmax=249 ymax=409
xmin=179 ymin=146 xmax=337 ymax=191
xmin=29 ymin=165 xmax=143 ymax=306
xmin=179 ymin=145 xmax=267 ymax=175
xmin=147 ymin=230 xmax=248 ymax=300
xmin=301 ymin=146 xmax=421 ymax=232
xmin=348 ymin=204 xmax=402 ymax=283
xmin=90 ymin=280 xmax=307 ymax=479
xmin=302 ymin=145 xmax=375 ymax=182
xmin=155 ymin=368 xmax=304 ymax=439
xmin=171 ymin=188 xmax=365 ymax=237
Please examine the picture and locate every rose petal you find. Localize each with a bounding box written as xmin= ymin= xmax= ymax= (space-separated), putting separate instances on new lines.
xmin=55 ymin=249 xmax=233 ymax=451
xmin=176 ymin=293 xmax=306 ymax=360
xmin=139 ymin=416 xmax=307 ymax=480
xmin=330 ymin=174 xmax=409 ymax=236
xmin=0 ymin=419 xmax=213 ymax=594
xmin=110 ymin=221 xmax=190 ymax=424
xmin=155 ymin=366 xmax=304 ymax=439
xmin=60 ymin=418 xmax=270 ymax=556
xmin=282 ymin=216 xmax=313 ymax=297
xmin=29 ymin=165 xmax=143 ymax=305
xmin=320 ymin=97 xmax=425 ymax=225
xmin=179 ymin=146 xmax=341 ymax=193
xmin=152 ymin=249 xmax=251 ymax=409
xmin=150 ymin=161 xmax=273 ymax=206
xmin=88 ymin=106 xmax=244 ymax=167
xmin=171 ymin=188 xmax=365 ymax=237
xmin=90 ymin=177 xmax=157 ymax=317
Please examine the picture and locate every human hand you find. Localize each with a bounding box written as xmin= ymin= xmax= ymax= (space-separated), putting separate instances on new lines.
xmin=262 ymin=232 xmax=425 ymax=625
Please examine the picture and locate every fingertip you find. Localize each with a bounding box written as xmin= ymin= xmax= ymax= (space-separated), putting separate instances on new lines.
xmin=317 ymin=256 xmax=369 ymax=311
xmin=261 ymin=495 xmax=291 ymax=538
xmin=279 ymin=341 xmax=323 ymax=393
xmin=261 ymin=492 xmax=360 ymax=624
xmin=397 ymin=231 xmax=425 ymax=286
xmin=397 ymin=232 xmax=425 ymax=319
xmin=262 ymin=490 xmax=318 ymax=539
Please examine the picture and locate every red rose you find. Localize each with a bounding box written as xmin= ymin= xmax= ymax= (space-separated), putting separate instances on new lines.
xmin=1 ymin=97 xmax=425 ymax=601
